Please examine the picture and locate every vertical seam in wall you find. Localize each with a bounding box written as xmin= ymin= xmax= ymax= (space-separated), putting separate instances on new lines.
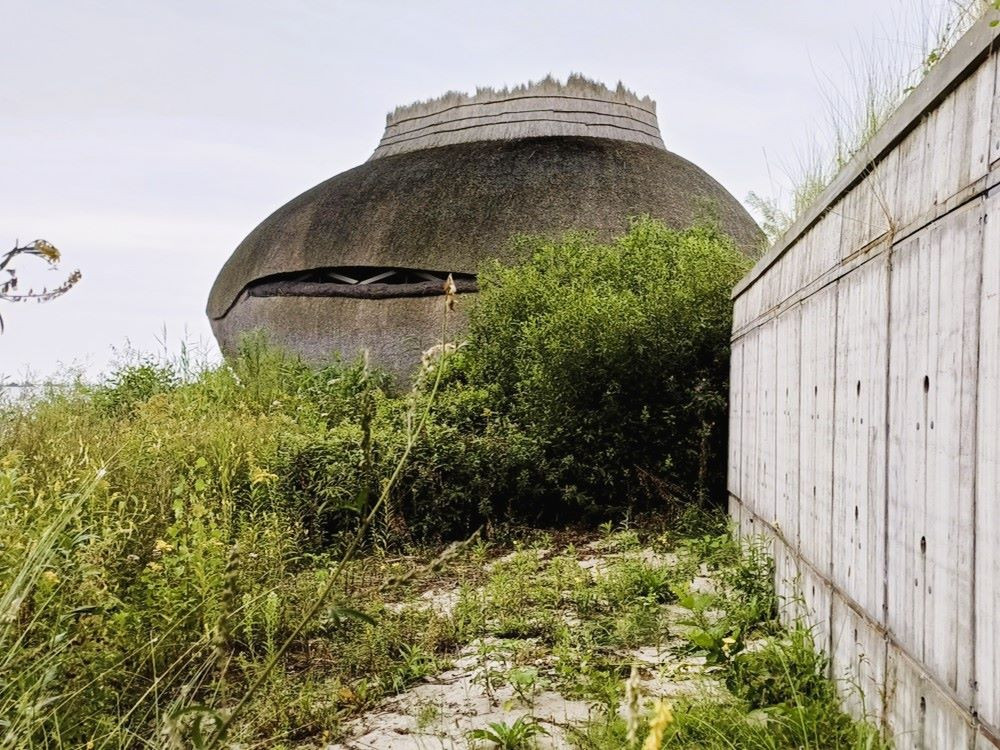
xmin=922 ymin=232 xmax=931 ymax=670
xmin=971 ymin=48 xmax=996 ymax=730
xmin=970 ymin=203 xmax=985 ymax=722
xmin=738 ymin=338 xmax=744 ymax=501
xmin=773 ymin=318 xmax=779 ymax=527
xmin=796 ymin=301 xmax=803 ymax=557
xmin=827 ymin=281 xmax=841 ymax=674
xmin=882 ymin=241 xmax=894 ymax=730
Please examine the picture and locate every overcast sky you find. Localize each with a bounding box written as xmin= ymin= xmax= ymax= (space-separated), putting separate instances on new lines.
xmin=1 ymin=0 xmax=963 ymax=381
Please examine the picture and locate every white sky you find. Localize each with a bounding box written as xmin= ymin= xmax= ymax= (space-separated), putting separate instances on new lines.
xmin=1 ymin=0 xmax=961 ymax=381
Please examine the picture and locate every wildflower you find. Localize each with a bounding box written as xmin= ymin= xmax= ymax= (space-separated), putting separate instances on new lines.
xmin=721 ymin=636 xmax=737 ymax=656
xmin=146 ymin=561 xmax=163 ymax=572
xmin=41 ymin=570 xmax=59 ymax=585
xmin=153 ymin=539 xmax=174 ymax=555
xmin=250 ymin=465 xmax=278 ymax=486
xmin=642 ymin=700 xmax=674 ymax=750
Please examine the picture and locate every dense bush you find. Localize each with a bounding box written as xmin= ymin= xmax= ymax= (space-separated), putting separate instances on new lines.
xmin=388 ymin=380 xmax=549 ymax=540
xmin=461 ymin=217 xmax=750 ymax=517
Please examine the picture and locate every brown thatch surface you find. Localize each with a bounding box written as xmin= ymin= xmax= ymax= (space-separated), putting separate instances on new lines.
xmin=210 ymin=293 xmax=469 ymax=378
xmin=207 ymin=136 xmax=761 ymax=320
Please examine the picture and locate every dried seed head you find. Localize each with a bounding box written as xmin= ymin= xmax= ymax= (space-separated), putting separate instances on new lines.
xmin=31 ymin=239 xmax=61 ymax=263
xmin=624 ymin=664 xmax=641 ymax=746
xmin=443 ymin=273 xmax=457 ymax=311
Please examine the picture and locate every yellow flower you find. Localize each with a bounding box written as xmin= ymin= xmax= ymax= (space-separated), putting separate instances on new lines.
xmin=643 ymin=700 xmax=674 ymax=750
xmin=721 ymin=636 xmax=737 ymax=656
xmin=41 ymin=570 xmax=59 ymax=585
xmin=146 ymin=561 xmax=163 ymax=572
xmin=153 ymin=539 xmax=174 ymax=555
xmin=250 ymin=465 xmax=278 ymax=486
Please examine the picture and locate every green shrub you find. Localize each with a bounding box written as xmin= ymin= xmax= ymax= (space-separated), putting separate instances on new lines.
xmin=462 ymin=217 xmax=750 ymax=517
xmin=387 ymin=381 xmax=549 ymax=541
xmin=92 ymin=359 xmax=178 ymax=416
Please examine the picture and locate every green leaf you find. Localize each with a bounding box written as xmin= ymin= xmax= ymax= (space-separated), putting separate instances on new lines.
xmin=329 ymin=606 xmax=376 ymax=627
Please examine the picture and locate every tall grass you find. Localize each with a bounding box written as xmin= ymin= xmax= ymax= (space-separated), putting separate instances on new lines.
xmin=0 ymin=296 xmax=461 ymax=746
xmin=748 ymin=0 xmax=989 ymax=246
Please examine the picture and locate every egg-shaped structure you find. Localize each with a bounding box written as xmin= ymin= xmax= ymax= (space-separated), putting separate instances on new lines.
xmin=207 ymin=76 xmax=761 ymax=375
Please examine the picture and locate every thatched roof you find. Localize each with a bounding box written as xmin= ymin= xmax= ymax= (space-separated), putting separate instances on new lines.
xmin=208 ymin=134 xmax=761 ymax=320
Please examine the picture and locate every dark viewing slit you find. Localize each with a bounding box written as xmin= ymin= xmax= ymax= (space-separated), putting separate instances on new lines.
xmin=247 ymin=267 xmax=478 ymax=301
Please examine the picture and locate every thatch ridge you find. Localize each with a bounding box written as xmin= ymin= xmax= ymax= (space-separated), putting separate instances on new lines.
xmin=386 ymin=73 xmax=655 ymax=124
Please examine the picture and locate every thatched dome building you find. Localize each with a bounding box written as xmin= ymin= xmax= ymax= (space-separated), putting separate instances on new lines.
xmin=207 ymin=76 xmax=761 ymax=375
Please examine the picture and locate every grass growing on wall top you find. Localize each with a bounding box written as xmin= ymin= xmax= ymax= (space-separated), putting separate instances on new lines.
xmin=747 ymin=0 xmax=990 ymax=246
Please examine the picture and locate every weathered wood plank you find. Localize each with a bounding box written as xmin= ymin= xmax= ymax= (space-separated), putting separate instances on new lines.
xmin=774 ymin=306 xmax=801 ymax=545
xmin=756 ymin=319 xmax=778 ymax=525
xmin=832 ymin=256 xmax=889 ymax=617
xmin=887 ymin=201 xmax=983 ymax=706
xmin=893 ymin=113 xmax=935 ymax=231
xmin=807 ymin=209 xmax=844 ymax=288
xmin=976 ymin=186 xmax=1000 ymax=731
xmin=741 ymin=327 xmax=760 ymax=514
xmin=936 ymin=51 xmax=994 ymax=200
xmin=732 ymin=291 xmax=750 ymax=334
xmin=839 ymin=152 xmax=898 ymax=257
xmin=780 ymin=246 xmax=807 ymax=309
xmin=797 ymin=282 xmax=839 ymax=574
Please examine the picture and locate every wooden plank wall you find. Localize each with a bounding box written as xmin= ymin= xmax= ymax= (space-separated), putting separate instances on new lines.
xmin=729 ymin=19 xmax=1000 ymax=749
